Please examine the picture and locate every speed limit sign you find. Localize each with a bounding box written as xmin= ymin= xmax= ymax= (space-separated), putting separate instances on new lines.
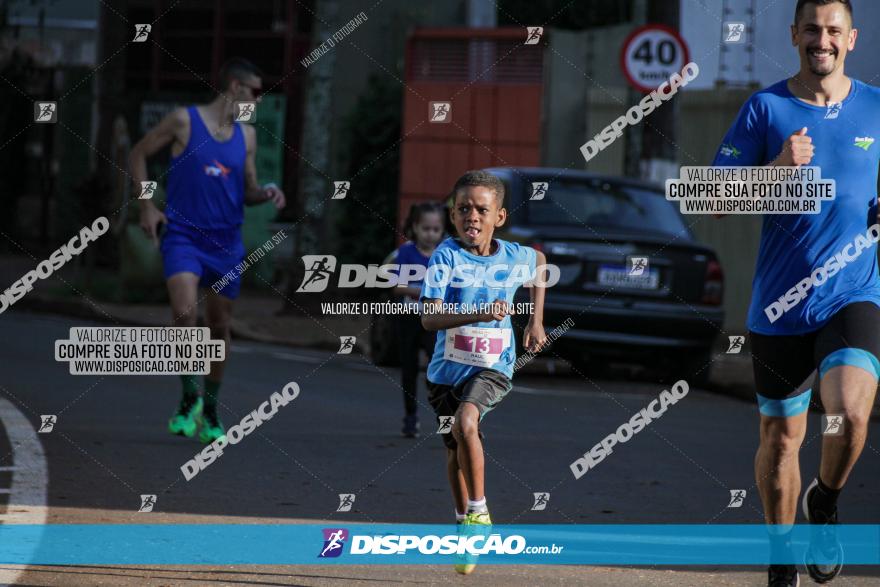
xmin=621 ymin=24 xmax=690 ymax=93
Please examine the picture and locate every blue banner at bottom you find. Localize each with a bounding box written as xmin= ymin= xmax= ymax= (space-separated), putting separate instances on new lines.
xmin=0 ymin=524 xmax=876 ymax=565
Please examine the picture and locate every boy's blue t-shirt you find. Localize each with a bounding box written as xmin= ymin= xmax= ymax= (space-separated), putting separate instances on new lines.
xmin=712 ymin=78 xmax=880 ymax=335
xmin=421 ymin=237 xmax=537 ymax=386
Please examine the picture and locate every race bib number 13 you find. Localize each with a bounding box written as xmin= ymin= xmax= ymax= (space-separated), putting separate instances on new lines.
xmin=444 ymin=326 xmax=511 ymax=368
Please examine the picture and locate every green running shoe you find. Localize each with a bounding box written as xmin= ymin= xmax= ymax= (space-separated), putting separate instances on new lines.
xmin=462 ymin=511 xmax=492 ymax=525
xmin=197 ymin=410 xmax=226 ymax=444
xmin=455 ymin=510 xmax=492 ymax=575
xmin=168 ymin=396 xmax=203 ymax=438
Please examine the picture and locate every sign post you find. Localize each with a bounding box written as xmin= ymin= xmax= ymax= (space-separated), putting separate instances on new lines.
xmin=621 ymin=24 xmax=690 ymax=94
xmin=621 ymin=23 xmax=690 ymax=181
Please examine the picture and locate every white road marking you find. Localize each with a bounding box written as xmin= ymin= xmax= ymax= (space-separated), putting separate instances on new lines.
xmin=0 ymin=397 xmax=49 ymax=585
xmin=515 ymin=385 xmax=584 ymax=397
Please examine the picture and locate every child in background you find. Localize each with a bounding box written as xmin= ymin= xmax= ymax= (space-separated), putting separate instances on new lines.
xmin=394 ymin=202 xmax=445 ymax=437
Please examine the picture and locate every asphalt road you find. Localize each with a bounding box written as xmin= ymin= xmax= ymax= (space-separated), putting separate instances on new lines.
xmin=1 ymin=310 xmax=879 ymax=586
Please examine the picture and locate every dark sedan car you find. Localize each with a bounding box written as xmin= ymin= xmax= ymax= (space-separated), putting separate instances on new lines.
xmin=370 ymin=167 xmax=724 ymax=385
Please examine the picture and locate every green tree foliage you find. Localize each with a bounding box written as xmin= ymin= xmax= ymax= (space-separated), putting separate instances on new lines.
xmin=334 ymin=74 xmax=401 ymax=266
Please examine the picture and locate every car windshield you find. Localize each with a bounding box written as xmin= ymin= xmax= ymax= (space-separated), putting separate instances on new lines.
xmin=525 ymin=180 xmax=689 ymax=236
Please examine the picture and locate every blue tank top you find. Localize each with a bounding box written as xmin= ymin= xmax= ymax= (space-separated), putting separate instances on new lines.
xmin=166 ymin=105 xmax=246 ymax=231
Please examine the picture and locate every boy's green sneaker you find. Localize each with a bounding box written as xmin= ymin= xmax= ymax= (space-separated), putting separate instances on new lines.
xmin=168 ymin=396 xmax=203 ymax=438
xmin=463 ymin=511 xmax=492 ymax=526
xmin=455 ymin=511 xmax=492 ymax=575
xmin=197 ymin=410 xmax=226 ymax=444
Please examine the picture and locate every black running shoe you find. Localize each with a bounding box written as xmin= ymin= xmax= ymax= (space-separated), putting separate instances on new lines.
xmin=768 ymin=564 xmax=799 ymax=586
xmin=802 ymin=478 xmax=843 ymax=583
xmin=401 ymin=414 xmax=420 ymax=438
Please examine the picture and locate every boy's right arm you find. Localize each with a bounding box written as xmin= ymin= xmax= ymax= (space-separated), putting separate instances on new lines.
xmin=130 ymin=109 xmax=186 ymax=245
xmin=420 ymin=298 xmax=512 ymax=331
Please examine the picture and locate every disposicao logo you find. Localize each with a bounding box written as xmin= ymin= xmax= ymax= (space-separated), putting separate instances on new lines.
xmin=348 ymin=534 xmax=528 ymax=555
xmin=764 ymin=224 xmax=880 ymax=324
xmin=854 ymin=137 xmax=875 ymax=151
xmin=319 ymin=528 xmax=349 ymax=558
xmin=317 ymin=528 xmax=534 ymax=557
xmin=296 ymin=256 xmax=559 ymax=292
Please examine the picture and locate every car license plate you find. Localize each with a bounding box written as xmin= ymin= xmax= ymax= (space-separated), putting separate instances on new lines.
xmin=597 ymin=264 xmax=659 ymax=290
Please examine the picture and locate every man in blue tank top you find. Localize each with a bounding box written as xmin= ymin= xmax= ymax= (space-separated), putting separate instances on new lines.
xmin=713 ymin=2 xmax=878 ymax=585
xmin=130 ymin=57 xmax=285 ymax=445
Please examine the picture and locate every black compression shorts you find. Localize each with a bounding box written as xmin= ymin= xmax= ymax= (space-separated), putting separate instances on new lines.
xmin=749 ymin=302 xmax=880 ymax=417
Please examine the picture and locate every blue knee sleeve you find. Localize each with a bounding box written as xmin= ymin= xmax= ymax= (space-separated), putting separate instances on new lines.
xmin=819 ymin=348 xmax=880 ymax=380
xmin=756 ymin=387 xmax=811 ymax=418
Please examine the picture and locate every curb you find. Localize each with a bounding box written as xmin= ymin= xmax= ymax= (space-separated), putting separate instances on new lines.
xmin=14 ymin=293 xmax=352 ymax=355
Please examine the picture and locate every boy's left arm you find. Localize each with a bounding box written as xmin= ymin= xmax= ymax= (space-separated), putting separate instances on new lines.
xmin=523 ymin=249 xmax=547 ymax=353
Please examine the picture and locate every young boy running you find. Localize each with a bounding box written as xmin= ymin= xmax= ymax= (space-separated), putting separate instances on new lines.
xmin=420 ymin=170 xmax=547 ymax=575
